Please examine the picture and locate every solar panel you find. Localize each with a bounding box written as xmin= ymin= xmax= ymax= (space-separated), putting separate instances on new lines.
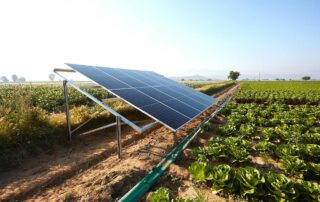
xmin=65 ymin=63 xmax=217 ymax=131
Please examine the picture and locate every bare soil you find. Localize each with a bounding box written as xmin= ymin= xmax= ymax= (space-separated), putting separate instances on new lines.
xmin=0 ymin=85 xmax=238 ymax=202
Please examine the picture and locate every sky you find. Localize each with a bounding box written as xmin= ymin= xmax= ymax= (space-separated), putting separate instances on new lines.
xmin=0 ymin=0 xmax=319 ymax=81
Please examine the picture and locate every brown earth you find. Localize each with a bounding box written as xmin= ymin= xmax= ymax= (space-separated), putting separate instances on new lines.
xmin=0 ymin=85 xmax=238 ymax=202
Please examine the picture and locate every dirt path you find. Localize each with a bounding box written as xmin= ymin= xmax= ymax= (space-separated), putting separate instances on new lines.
xmin=0 ymin=85 xmax=238 ymax=202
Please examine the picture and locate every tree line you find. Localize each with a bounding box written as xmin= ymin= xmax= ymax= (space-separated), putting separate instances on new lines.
xmin=0 ymin=75 xmax=26 ymax=82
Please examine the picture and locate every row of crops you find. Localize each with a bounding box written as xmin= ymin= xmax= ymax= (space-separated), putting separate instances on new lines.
xmin=0 ymin=83 xmax=110 ymax=112
xmin=0 ymin=81 xmax=234 ymax=112
xmin=150 ymin=81 xmax=320 ymax=201
xmin=235 ymin=81 xmax=320 ymax=105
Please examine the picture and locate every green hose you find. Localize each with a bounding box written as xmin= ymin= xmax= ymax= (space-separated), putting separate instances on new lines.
xmin=119 ymin=94 xmax=234 ymax=202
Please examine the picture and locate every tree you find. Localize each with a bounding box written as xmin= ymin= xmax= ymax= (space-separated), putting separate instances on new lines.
xmin=18 ymin=77 xmax=26 ymax=82
xmin=49 ymin=73 xmax=55 ymax=81
xmin=302 ymin=76 xmax=311 ymax=80
xmin=11 ymin=74 xmax=18 ymax=82
xmin=228 ymin=71 xmax=240 ymax=80
xmin=0 ymin=76 xmax=9 ymax=82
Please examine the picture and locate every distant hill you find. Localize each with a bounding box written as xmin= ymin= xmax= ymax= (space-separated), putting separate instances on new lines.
xmin=170 ymin=75 xmax=214 ymax=81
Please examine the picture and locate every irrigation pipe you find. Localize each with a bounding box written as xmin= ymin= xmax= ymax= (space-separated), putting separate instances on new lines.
xmin=119 ymin=93 xmax=235 ymax=202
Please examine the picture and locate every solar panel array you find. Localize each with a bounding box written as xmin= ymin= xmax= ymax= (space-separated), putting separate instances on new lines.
xmin=66 ymin=63 xmax=217 ymax=131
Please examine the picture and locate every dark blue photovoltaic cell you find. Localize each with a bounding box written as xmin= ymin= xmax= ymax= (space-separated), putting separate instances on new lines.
xmin=175 ymin=96 xmax=207 ymax=111
xmin=162 ymin=99 xmax=200 ymax=119
xmin=97 ymin=67 xmax=148 ymax=88
xmin=124 ymin=70 xmax=161 ymax=86
xmin=141 ymin=103 xmax=190 ymax=129
xmin=143 ymin=72 xmax=176 ymax=85
xmin=112 ymin=88 xmax=157 ymax=107
xmin=136 ymin=87 xmax=173 ymax=102
xmin=154 ymin=86 xmax=185 ymax=98
xmin=171 ymin=85 xmax=215 ymax=105
xmin=68 ymin=64 xmax=130 ymax=89
xmin=65 ymin=63 xmax=217 ymax=130
xmin=190 ymin=91 xmax=216 ymax=105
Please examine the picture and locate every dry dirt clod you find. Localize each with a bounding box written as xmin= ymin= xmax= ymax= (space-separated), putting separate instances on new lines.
xmin=182 ymin=148 xmax=192 ymax=160
xmin=167 ymin=164 xmax=189 ymax=180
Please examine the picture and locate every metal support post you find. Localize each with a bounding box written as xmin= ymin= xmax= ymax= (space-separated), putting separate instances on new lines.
xmin=116 ymin=116 xmax=122 ymax=159
xmin=63 ymin=80 xmax=72 ymax=141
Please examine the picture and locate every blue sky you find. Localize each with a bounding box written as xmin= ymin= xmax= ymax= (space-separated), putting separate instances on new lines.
xmin=0 ymin=0 xmax=319 ymax=81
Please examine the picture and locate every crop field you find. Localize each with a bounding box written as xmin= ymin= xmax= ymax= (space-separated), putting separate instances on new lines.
xmin=0 ymin=81 xmax=233 ymax=171
xmin=150 ymin=81 xmax=320 ymax=201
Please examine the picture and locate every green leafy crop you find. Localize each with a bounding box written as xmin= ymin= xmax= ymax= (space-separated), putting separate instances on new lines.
xmin=300 ymin=144 xmax=320 ymax=160
xmin=307 ymin=162 xmax=320 ymax=179
xmin=192 ymin=147 xmax=207 ymax=162
xmin=239 ymin=124 xmax=256 ymax=138
xmin=217 ymin=123 xmax=237 ymax=136
xmin=235 ymin=167 xmax=265 ymax=197
xmin=188 ymin=161 xmax=208 ymax=182
xmin=207 ymin=164 xmax=234 ymax=194
xmin=275 ymin=144 xmax=299 ymax=158
xmin=255 ymin=141 xmax=275 ymax=155
xmin=206 ymin=139 xmax=226 ymax=159
xmin=149 ymin=187 xmax=171 ymax=202
xmin=303 ymin=132 xmax=320 ymax=144
xmin=264 ymin=172 xmax=296 ymax=201
xmin=296 ymin=180 xmax=320 ymax=202
xmin=280 ymin=156 xmax=307 ymax=178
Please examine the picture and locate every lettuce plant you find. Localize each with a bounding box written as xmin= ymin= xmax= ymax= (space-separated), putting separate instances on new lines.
xmin=280 ymin=156 xmax=307 ymax=178
xmin=310 ymin=127 xmax=320 ymax=133
xmin=264 ymin=172 xmax=296 ymax=201
xmin=307 ymin=162 xmax=320 ymax=179
xmin=275 ymin=144 xmax=299 ymax=158
xmin=217 ymin=123 xmax=237 ymax=136
xmin=188 ymin=161 xmax=208 ymax=182
xmin=300 ymin=144 xmax=320 ymax=160
xmin=227 ymin=112 xmax=246 ymax=126
xmin=207 ymin=140 xmax=226 ymax=159
xmin=223 ymin=137 xmax=250 ymax=163
xmin=200 ymin=122 xmax=214 ymax=132
xmin=262 ymin=128 xmax=277 ymax=142
xmin=224 ymin=136 xmax=251 ymax=150
xmin=239 ymin=124 xmax=256 ymax=138
xmin=149 ymin=187 xmax=171 ymax=202
xmin=255 ymin=141 xmax=275 ymax=155
xmin=303 ymin=132 xmax=320 ymax=144
xmin=207 ymin=164 xmax=235 ymax=194
xmin=235 ymin=167 xmax=265 ymax=197
xmin=296 ymin=180 xmax=320 ymax=202
xmin=192 ymin=147 xmax=207 ymax=162
xmin=227 ymin=146 xmax=250 ymax=164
